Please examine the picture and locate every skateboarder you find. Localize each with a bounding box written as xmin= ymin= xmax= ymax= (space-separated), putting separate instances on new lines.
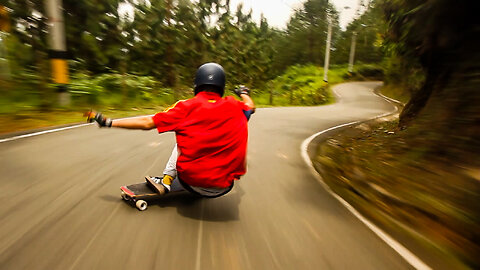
xmin=87 ymin=63 xmax=255 ymax=198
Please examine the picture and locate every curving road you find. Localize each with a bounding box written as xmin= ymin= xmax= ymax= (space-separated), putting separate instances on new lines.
xmin=0 ymin=82 xmax=417 ymax=269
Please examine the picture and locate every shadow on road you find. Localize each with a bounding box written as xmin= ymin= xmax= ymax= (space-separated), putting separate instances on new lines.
xmin=113 ymin=185 xmax=245 ymax=222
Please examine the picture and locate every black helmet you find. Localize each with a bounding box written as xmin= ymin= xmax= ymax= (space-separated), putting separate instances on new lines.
xmin=194 ymin=63 xmax=226 ymax=96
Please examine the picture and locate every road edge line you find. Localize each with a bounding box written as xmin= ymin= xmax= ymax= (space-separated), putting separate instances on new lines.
xmin=300 ymin=86 xmax=431 ymax=270
xmin=0 ymin=115 xmax=153 ymax=144
xmin=0 ymin=123 xmax=93 ymax=143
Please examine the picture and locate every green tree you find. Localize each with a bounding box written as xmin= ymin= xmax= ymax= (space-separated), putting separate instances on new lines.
xmin=63 ymin=0 xmax=124 ymax=73
xmin=3 ymin=0 xmax=52 ymax=108
xmin=273 ymin=0 xmax=339 ymax=72
xmin=333 ymin=0 xmax=383 ymax=65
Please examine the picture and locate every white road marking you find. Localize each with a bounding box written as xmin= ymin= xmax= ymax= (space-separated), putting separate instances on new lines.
xmin=377 ymin=91 xmax=405 ymax=106
xmin=300 ymin=89 xmax=430 ymax=270
xmin=195 ymin=200 xmax=205 ymax=270
xmin=149 ymin=141 xmax=163 ymax=147
xmin=333 ymin=88 xmax=341 ymax=98
xmin=0 ymin=123 xmax=93 ymax=143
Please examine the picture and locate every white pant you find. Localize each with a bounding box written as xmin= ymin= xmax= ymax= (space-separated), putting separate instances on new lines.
xmin=163 ymin=144 xmax=232 ymax=197
xmin=163 ymin=144 xmax=180 ymax=178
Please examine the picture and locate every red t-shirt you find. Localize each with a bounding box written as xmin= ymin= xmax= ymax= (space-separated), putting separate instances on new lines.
xmin=152 ymin=91 xmax=252 ymax=188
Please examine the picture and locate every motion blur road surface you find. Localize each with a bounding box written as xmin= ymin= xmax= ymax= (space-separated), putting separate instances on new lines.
xmin=0 ymin=82 xmax=414 ymax=269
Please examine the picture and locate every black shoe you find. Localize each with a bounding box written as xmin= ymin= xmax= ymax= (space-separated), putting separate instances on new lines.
xmin=145 ymin=176 xmax=169 ymax=195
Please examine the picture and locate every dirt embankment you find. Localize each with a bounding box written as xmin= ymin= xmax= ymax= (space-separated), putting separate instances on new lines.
xmin=313 ymin=113 xmax=480 ymax=269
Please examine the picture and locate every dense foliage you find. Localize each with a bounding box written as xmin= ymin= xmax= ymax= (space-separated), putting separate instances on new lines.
xmin=2 ymin=0 xmax=478 ymax=127
xmin=0 ymin=0 xmax=353 ymax=110
xmin=334 ymin=0 xmax=383 ymax=65
xmin=258 ymin=65 xmax=337 ymax=106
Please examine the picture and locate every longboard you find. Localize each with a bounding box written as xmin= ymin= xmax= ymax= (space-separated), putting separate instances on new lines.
xmin=120 ymin=183 xmax=162 ymax=211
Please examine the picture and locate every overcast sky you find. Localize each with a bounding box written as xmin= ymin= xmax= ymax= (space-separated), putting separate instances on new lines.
xmin=228 ymin=0 xmax=363 ymax=30
xmin=119 ymin=0 xmax=363 ymax=30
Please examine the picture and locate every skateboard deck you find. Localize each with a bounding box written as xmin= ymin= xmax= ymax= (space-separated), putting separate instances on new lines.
xmin=120 ymin=182 xmax=162 ymax=211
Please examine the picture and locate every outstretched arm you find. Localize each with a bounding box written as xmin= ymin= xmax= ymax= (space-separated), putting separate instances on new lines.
xmin=111 ymin=116 xmax=156 ymax=130
xmin=86 ymin=111 xmax=156 ymax=130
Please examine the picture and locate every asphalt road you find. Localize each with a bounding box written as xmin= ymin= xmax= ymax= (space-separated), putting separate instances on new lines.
xmin=0 ymin=82 xmax=416 ymax=269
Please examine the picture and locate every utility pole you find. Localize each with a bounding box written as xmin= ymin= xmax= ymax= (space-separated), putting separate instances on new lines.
xmin=348 ymin=31 xmax=357 ymax=73
xmin=323 ymin=16 xmax=332 ymax=82
xmin=0 ymin=6 xmax=11 ymax=81
xmin=0 ymin=6 xmax=10 ymax=32
xmin=0 ymin=32 xmax=10 ymax=81
xmin=44 ymin=0 xmax=70 ymax=106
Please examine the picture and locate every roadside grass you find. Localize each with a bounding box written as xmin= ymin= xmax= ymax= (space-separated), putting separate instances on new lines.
xmin=255 ymin=65 xmax=351 ymax=107
xmin=256 ymin=65 xmax=332 ymax=107
xmin=0 ymin=63 xmax=379 ymax=134
xmin=0 ymin=106 xmax=167 ymax=135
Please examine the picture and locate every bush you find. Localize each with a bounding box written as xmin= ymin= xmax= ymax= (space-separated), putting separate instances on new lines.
xmin=261 ymin=65 xmax=332 ymax=106
xmin=357 ymin=64 xmax=384 ymax=79
xmin=69 ymin=73 xmax=171 ymax=108
xmin=69 ymin=74 xmax=105 ymax=105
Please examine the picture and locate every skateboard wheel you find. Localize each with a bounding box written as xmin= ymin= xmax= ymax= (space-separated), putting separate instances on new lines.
xmin=136 ymin=200 xmax=148 ymax=211
xmin=121 ymin=192 xmax=128 ymax=201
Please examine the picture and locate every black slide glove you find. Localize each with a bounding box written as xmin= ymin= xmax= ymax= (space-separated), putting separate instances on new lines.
xmin=233 ymin=85 xmax=250 ymax=97
xmin=85 ymin=111 xmax=112 ymax=127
